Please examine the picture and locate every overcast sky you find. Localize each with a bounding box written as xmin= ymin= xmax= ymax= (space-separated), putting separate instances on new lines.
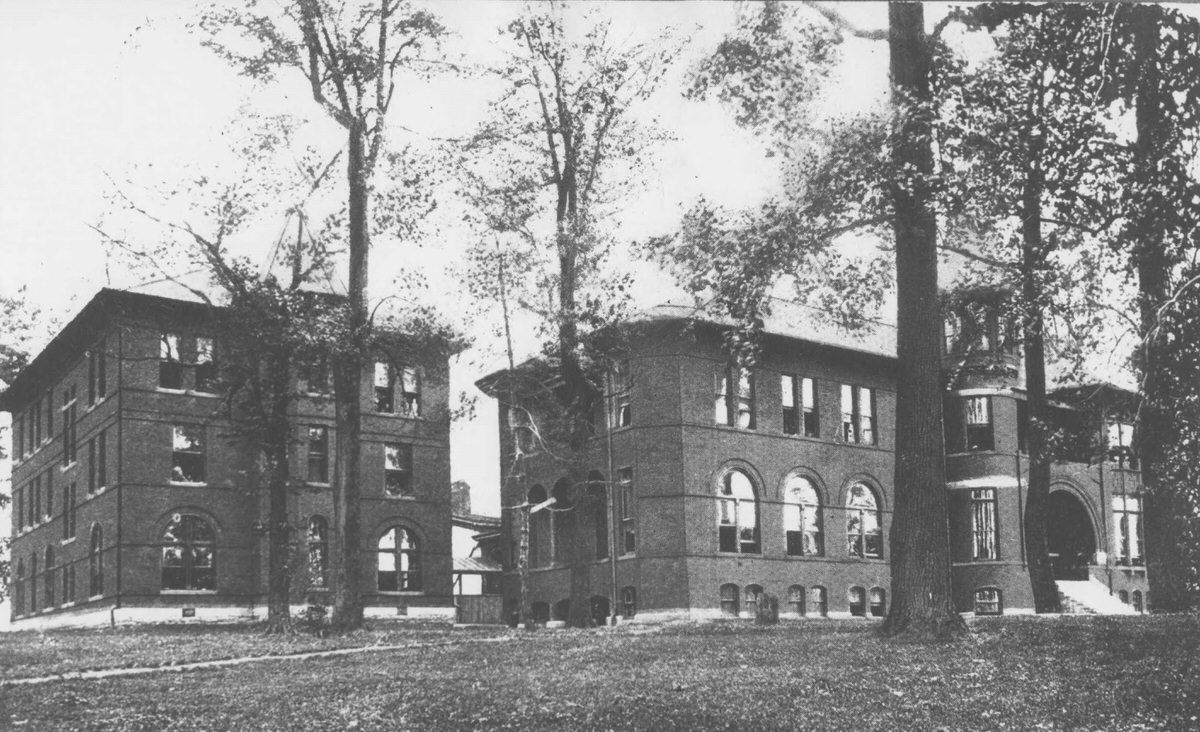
xmin=0 ymin=2 xmax=905 ymax=517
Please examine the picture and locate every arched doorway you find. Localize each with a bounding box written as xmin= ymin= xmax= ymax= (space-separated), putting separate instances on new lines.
xmin=1047 ymin=490 xmax=1096 ymax=580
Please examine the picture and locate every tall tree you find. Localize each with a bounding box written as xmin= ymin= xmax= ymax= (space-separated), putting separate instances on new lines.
xmin=95 ymin=117 xmax=344 ymax=629
xmin=460 ymin=1 xmax=675 ymax=627
xmin=199 ymin=0 xmax=447 ymax=628
xmin=880 ymin=2 xmax=964 ymax=638
xmin=937 ymin=3 xmax=1126 ymax=613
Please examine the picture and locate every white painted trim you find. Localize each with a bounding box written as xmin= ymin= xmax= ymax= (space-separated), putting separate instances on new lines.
xmin=946 ymin=476 xmax=1022 ymax=489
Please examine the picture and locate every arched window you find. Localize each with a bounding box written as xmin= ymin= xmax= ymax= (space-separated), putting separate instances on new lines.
xmin=531 ymin=601 xmax=550 ymax=623
xmin=621 ymin=586 xmax=637 ymax=619
xmin=44 ymin=546 xmax=55 ymax=607
xmin=848 ymin=586 xmax=866 ymax=617
xmin=1118 ymin=589 xmax=1129 ymax=604
xmin=14 ymin=559 xmax=24 ymax=616
xmin=974 ymin=588 xmax=1002 ymax=615
xmin=552 ymin=479 xmax=573 ymax=565
xmin=846 ymin=483 xmax=883 ymax=558
xmin=89 ymin=524 xmax=104 ymax=597
xmin=784 ymin=475 xmax=823 ymax=556
xmin=744 ymin=584 xmax=763 ymax=617
xmin=162 ymin=514 xmax=216 ymax=591
xmin=527 ymin=484 xmax=548 ymax=568
xmin=869 ymin=587 xmax=886 ymax=617
xmin=810 ymin=586 xmax=827 ymax=617
xmin=377 ymin=526 xmax=421 ymax=591
xmin=720 ymin=583 xmax=740 ymax=617
xmin=718 ymin=469 xmax=759 ymax=554
xmin=787 ymin=584 xmax=806 ymax=616
xmin=1132 ymin=590 xmax=1144 ymax=614
xmin=588 ymin=471 xmax=608 ymax=560
xmin=553 ymin=599 xmax=570 ymax=622
xmin=307 ymin=516 xmax=329 ymax=588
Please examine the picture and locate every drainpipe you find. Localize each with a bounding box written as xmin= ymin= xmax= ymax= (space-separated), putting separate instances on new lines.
xmin=605 ymin=370 xmax=618 ymax=626
xmin=115 ymin=323 xmax=124 ymax=626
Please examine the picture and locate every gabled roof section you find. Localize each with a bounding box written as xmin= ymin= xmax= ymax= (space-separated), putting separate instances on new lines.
xmin=0 ymin=288 xmax=218 ymax=412
xmin=452 ymin=512 xmax=502 ymax=532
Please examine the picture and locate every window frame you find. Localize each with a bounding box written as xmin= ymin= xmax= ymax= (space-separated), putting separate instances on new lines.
xmin=617 ymin=466 xmax=635 ymax=555
xmin=609 ymin=359 xmax=632 ymax=429
xmin=161 ymin=514 xmax=217 ymax=592
xmin=964 ymin=396 xmax=995 ymax=452
xmin=846 ymin=482 xmax=884 ymax=559
xmin=719 ymin=583 xmax=740 ymax=617
xmin=715 ymin=365 xmax=755 ymax=429
xmin=307 ymin=426 xmax=330 ymax=484
xmin=306 ymin=516 xmax=329 ymax=589
xmin=1112 ymin=493 xmax=1144 ymax=566
xmin=970 ymin=488 xmax=999 ymax=561
xmin=848 ymin=586 xmax=866 ymax=617
xmin=383 ymin=442 xmax=414 ymax=497
xmin=89 ymin=524 xmax=104 ymax=597
xmin=170 ymin=424 xmax=207 ymax=484
xmin=974 ymin=587 xmax=1003 ymax=616
xmin=840 ymin=384 xmax=876 ymax=445
xmin=376 ymin=525 xmax=422 ymax=592
xmin=718 ymin=468 xmax=760 ymax=554
xmin=784 ymin=474 xmax=824 ymax=557
xmin=781 ymin=374 xmax=819 ymax=438
xmin=620 ymin=585 xmax=636 ymax=619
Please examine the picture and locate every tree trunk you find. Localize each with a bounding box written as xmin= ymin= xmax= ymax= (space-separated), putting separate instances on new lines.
xmin=1130 ymin=5 xmax=1185 ymax=613
xmin=881 ymin=2 xmax=966 ymax=640
xmin=332 ymin=121 xmax=369 ymax=629
xmin=1019 ymin=83 xmax=1062 ymax=614
xmin=1017 ymin=152 xmax=1065 ymax=609
xmin=264 ymin=344 xmax=295 ymax=630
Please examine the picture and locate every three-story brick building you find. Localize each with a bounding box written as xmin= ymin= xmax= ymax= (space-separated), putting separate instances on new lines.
xmin=481 ymin=297 xmax=1149 ymax=623
xmin=4 ymin=289 xmax=454 ymax=628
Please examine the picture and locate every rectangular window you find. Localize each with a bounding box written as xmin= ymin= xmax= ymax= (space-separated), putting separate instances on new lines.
xmin=618 ymin=466 xmax=635 ymax=554
xmin=33 ymin=475 xmax=41 ymax=522
xmin=17 ymin=487 xmax=25 ymax=532
xmin=97 ymin=429 xmax=107 ymax=489
xmin=88 ymin=349 xmax=97 ymax=404
xmin=97 ymin=341 xmax=107 ymax=398
xmin=1113 ymin=494 xmax=1144 ymax=565
xmin=971 ymin=488 xmax=998 ymax=560
xmin=160 ymin=333 xmax=184 ymax=389
xmin=374 ymin=362 xmax=395 ymax=413
xmin=384 ymin=443 xmax=413 ymax=497
xmin=171 ymin=425 xmax=206 ymax=483
xmin=1108 ymin=422 xmax=1138 ymax=469
xmin=715 ymin=366 xmax=754 ymax=428
xmin=399 ymin=367 xmax=421 ymax=418
xmin=194 ymin=337 xmax=216 ymax=392
xmin=61 ymin=386 xmax=77 ymax=467
xmin=65 ymin=565 xmax=75 ymax=605
xmin=841 ymin=384 xmax=876 ymax=445
xmin=965 ymin=397 xmax=995 ymax=451
xmin=62 ymin=482 xmax=76 ymax=540
xmin=45 ymin=391 xmax=53 ymax=441
xmin=610 ymin=360 xmax=632 ymax=429
xmin=16 ymin=414 xmax=24 ymax=459
xmin=33 ymin=400 xmax=42 ymax=447
xmin=44 ymin=470 xmax=53 ymax=520
xmin=782 ymin=375 xmax=818 ymax=437
xmin=307 ymin=426 xmax=329 ymax=483
xmin=88 ymin=438 xmax=96 ymax=493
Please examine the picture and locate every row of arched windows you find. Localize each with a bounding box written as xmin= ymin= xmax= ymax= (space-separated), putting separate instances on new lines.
xmin=13 ymin=525 xmax=103 ymax=617
xmin=525 ymin=473 xmax=611 ymax=568
xmin=719 ymin=583 xmax=886 ymax=618
xmin=719 ymin=468 xmax=885 ymax=559
xmin=529 ymin=587 xmax=637 ymax=625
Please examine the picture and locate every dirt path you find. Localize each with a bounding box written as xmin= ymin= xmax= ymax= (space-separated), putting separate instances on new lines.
xmin=2 ymin=634 xmax=520 ymax=687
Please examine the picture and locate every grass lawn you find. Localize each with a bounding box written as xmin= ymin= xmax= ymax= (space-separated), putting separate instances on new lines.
xmin=3 ymin=615 xmax=1200 ymax=730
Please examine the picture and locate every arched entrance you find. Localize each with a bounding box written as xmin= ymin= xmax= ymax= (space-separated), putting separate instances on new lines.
xmin=1047 ymin=490 xmax=1096 ymax=580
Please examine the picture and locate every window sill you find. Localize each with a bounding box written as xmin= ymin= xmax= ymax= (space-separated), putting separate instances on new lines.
xmin=157 ymin=387 xmax=219 ymax=398
xmin=384 ymin=494 xmax=416 ymax=500
xmin=89 ymin=593 xmax=104 ymax=601
xmin=376 ymin=590 xmax=424 ymax=596
xmin=61 ymin=462 xmax=77 ymax=473
xmin=169 ymin=481 xmax=209 ymax=488
xmin=60 ymin=537 xmax=77 ymax=546
xmin=307 ymin=481 xmax=331 ymax=488
xmin=160 ymin=589 xmax=217 ymax=595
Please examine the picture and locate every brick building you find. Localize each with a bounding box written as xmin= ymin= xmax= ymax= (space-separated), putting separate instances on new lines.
xmin=4 ymin=289 xmax=454 ymax=628
xmin=481 ymin=297 xmax=1149 ymax=623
